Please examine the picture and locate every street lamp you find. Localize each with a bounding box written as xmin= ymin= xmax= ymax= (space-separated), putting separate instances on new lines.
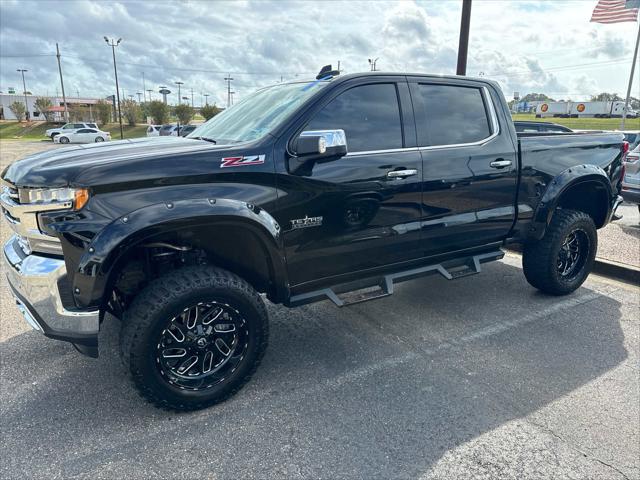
xmin=146 ymin=89 xmax=153 ymax=101
xmin=204 ymin=93 xmax=210 ymax=106
xmin=368 ymin=58 xmax=379 ymax=71
xmin=175 ymin=81 xmax=184 ymax=105
xmin=104 ymin=36 xmax=124 ymax=139
xmin=17 ymin=69 xmax=29 ymax=121
xmin=175 ymin=81 xmax=184 ymax=135
xmin=136 ymin=92 xmax=142 ymax=103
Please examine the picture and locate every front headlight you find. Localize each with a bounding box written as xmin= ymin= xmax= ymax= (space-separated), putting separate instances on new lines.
xmin=19 ymin=187 xmax=90 ymax=210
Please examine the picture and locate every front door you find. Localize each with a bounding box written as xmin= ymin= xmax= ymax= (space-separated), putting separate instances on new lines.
xmin=408 ymin=78 xmax=518 ymax=257
xmin=274 ymin=79 xmax=423 ymax=288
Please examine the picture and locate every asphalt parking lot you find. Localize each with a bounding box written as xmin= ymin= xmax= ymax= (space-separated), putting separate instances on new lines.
xmin=1 ymin=141 xmax=639 ymax=479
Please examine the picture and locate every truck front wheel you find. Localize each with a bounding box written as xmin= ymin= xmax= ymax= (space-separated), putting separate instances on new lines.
xmin=522 ymin=209 xmax=597 ymax=295
xmin=120 ymin=266 xmax=269 ymax=411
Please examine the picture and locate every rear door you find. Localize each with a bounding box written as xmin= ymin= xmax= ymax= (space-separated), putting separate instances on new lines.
xmin=409 ymin=78 xmax=518 ymax=256
xmin=274 ymin=78 xmax=424 ymax=287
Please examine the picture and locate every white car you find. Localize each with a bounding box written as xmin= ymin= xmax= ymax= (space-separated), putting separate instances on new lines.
xmin=45 ymin=122 xmax=98 ymax=139
xmin=146 ymin=125 xmax=162 ymax=137
xmin=54 ymin=128 xmax=111 ymax=144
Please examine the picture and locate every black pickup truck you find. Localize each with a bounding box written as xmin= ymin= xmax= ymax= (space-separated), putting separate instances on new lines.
xmin=1 ymin=71 xmax=627 ymax=410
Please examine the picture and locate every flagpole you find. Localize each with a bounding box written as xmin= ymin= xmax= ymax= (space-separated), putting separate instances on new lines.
xmin=621 ymin=23 xmax=640 ymax=130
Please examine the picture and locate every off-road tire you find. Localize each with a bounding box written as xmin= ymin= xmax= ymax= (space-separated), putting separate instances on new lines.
xmin=120 ymin=266 xmax=269 ymax=411
xmin=523 ymin=209 xmax=597 ymax=295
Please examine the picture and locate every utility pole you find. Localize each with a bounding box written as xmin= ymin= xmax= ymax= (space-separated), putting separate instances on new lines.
xmin=56 ymin=43 xmax=69 ymax=122
xmin=175 ymin=81 xmax=183 ymax=105
xmin=142 ymin=71 xmax=147 ymax=102
xmin=17 ymin=69 xmax=29 ymax=121
xmin=456 ymin=0 xmax=472 ymax=75
xmin=190 ymin=87 xmax=194 ymax=108
xmin=104 ymin=36 xmax=124 ymax=139
xmin=224 ymin=74 xmax=233 ymax=108
xmin=621 ymin=24 xmax=639 ymax=130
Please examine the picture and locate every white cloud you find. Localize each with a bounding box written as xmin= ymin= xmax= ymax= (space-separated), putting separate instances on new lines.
xmin=0 ymin=0 xmax=637 ymax=105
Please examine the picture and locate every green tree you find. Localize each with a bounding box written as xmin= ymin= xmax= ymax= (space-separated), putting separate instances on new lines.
xmin=520 ymin=93 xmax=555 ymax=102
xmin=174 ymin=103 xmax=194 ymax=125
xmin=95 ymin=99 xmax=113 ymax=125
xmin=200 ymin=103 xmax=221 ymax=120
xmin=9 ymin=101 xmax=26 ymax=122
xmin=147 ymin=100 xmax=169 ymax=125
xmin=121 ymin=99 xmax=141 ymax=126
xmin=590 ymin=92 xmax=622 ymax=102
xmin=34 ymin=97 xmax=53 ymax=122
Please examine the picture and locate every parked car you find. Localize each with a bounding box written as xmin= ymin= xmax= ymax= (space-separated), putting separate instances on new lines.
xmin=146 ymin=125 xmax=162 ymax=137
xmin=622 ymin=131 xmax=640 ymax=151
xmin=159 ymin=124 xmax=179 ymax=136
xmin=514 ymin=121 xmax=573 ymax=133
xmin=1 ymin=71 xmax=626 ymax=411
xmin=179 ymin=125 xmax=197 ymax=137
xmin=45 ymin=122 xmax=98 ymax=139
xmin=54 ymin=128 xmax=111 ymax=144
xmin=621 ymin=144 xmax=640 ymax=212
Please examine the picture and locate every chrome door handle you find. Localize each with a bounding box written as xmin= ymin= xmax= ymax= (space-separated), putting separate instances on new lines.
xmin=387 ymin=169 xmax=418 ymax=178
xmin=489 ymin=160 xmax=512 ymax=169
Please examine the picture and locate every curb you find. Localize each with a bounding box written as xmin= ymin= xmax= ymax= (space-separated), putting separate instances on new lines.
xmin=593 ymin=258 xmax=640 ymax=286
xmin=505 ymin=247 xmax=639 ymax=286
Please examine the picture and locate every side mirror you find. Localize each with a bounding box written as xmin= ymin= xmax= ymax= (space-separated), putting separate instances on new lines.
xmin=289 ymin=129 xmax=348 ymax=174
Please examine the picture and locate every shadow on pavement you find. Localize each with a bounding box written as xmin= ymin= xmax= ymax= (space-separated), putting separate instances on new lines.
xmin=0 ymin=261 xmax=628 ymax=478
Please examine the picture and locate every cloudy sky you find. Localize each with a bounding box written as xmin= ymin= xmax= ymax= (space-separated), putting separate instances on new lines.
xmin=0 ymin=0 xmax=638 ymax=106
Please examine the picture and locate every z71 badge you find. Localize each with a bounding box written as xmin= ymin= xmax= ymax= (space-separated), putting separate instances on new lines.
xmin=220 ymin=155 xmax=266 ymax=168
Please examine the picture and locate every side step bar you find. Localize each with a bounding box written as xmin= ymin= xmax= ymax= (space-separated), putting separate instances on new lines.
xmin=289 ymin=250 xmax=504 ymax=308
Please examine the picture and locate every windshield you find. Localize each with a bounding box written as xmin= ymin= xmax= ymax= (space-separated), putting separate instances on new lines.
xmin=189 ymin=80 xmax=328 ymax=144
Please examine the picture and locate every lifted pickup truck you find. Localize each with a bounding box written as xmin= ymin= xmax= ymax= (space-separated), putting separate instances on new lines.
xmin=2 ymin=71 xmax=627 ymax=410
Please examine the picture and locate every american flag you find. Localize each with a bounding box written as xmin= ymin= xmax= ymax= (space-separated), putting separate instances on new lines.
xmin=590 ymin=0 xmax=639 ymax=23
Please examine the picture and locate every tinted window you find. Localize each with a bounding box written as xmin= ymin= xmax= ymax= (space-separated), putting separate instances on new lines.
xmin=73 ymin=124 xmax=85 ymax=128
xmin=306 ymin=83 xmax=403 ymax=152
xmin=416 ymin=84 xmax=491 ymax=146
xmin=76 ymin=129 xmax=91 ymax=133
xmin=88 ymin=123 xmax=97 ymax=128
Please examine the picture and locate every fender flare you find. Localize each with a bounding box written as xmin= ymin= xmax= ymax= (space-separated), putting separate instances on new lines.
xmin=70 ymin=198 xmax=288 ymax=309
xmin=529 ymin=164 xmax=613 ymax=239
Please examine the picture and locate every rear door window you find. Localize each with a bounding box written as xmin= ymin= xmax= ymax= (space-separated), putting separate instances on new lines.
xmin=414 ymin=84 xmax=492 ymax=147
xmin=306 ymin=83 xmax=403 ymax=152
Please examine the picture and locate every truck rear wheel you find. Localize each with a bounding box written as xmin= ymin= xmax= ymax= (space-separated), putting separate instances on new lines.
xmin=120 ymin=266 xmax=268 ymax=411
xmin=523 ymin=209 xmax=597 ymax=295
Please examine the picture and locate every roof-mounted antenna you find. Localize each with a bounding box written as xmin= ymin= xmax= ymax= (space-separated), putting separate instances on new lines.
xmin=316 ymin=64 xmax=340 ymax=80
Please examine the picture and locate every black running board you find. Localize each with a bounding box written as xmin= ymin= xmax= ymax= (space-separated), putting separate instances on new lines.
xmin=288 ymin=249 xmax=504 ymax=307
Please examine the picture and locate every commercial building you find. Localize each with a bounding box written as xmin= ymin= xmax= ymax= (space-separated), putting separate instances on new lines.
xmin=0 ymin=94 xmax=103 ymax=121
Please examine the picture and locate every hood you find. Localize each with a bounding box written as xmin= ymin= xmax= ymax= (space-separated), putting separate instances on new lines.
xmin=1 ymin=137 xmax=234 ymax=187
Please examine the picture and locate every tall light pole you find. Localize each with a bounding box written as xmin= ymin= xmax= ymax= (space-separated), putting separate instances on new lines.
xmin=190 ymin=87 xmax=194 ymax=108
xmin=175 ymin=81 xmax=184 ymax=135
xmin=146 ymin=89 xmax=153 ymax=101
xmin=17 ymin=69 xmax=29 ymax=121
xmin=55 ymin=43 xmax=69 ymax=122
xmin=136 ymin=92 xmax=142 ymax=103
xmin=368 ymin=58 xmax=378 ymax=71
xmin=456 ymin=0 xmax=472 ymax=75
xmin=204 ymin=93 xmax=210 ymax=106
xmin=175 ymin=81 xmax=183 ymax=105
xmin=104 ymin=36 xmax=124 ymax=139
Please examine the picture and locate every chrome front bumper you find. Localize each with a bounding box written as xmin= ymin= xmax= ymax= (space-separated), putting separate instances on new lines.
xmin=4 ymin=235 xmax=99 ymax=353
